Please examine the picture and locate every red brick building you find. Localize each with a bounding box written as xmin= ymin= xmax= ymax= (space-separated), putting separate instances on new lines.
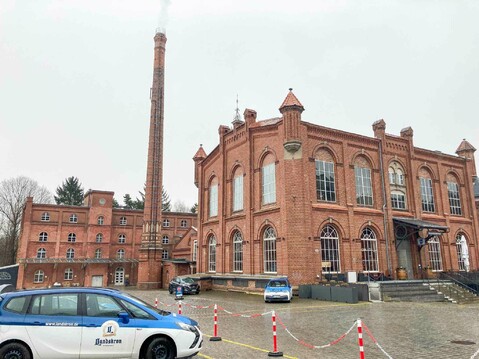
xmin=194 ymin=90 xmax=479 ymax=285
xmin=16 ymin=190 xmax=196 ymax=289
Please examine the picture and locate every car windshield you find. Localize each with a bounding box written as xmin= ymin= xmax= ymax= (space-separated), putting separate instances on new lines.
xmin=121 ymin=292 xmax=170 ymax=316
xmin=181 ymin=278 xmax=195 ymax=284
xmin=269 ymin=280 xmax=287 ymax=287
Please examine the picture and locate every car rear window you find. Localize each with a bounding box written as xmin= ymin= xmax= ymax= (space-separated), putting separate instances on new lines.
xmin=5 ymin=296 xmax=27 ymax=313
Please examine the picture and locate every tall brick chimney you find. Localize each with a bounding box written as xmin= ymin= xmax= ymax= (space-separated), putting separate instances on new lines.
xmin=138 ymin=30 xmax=167 ymax=289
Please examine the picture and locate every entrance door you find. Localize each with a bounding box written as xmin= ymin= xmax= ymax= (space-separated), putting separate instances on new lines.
xmin=91 ymin=275 xmax=103 ymax=287
xmin=397 ymin=239 xmax=414 ymax=279
xmin=114 ymin=268 xmax=124 ymax=285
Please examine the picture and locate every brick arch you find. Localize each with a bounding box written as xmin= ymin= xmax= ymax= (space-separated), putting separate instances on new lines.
xmin=258 ymin=220 xmax=280 ymax=241
xmin=226 ymin=226 xmax=243 ymax=244
xmin=229 ymin=161 xmax=245 ymax=181
xmin=205 ymin=230 xmax=218 ymax=244
xmin=357 ymin=222 xmax=383 ymax=240
xmin=453 ymin=230 xmax=472 ymax=245
xmin=351 ymin=151 xmax=376 ymax=169
xmin=417 ymin=164 xmax=437 ymax=180
xmin=206 ymin=173 xmax=218 ymax=187
xmin=445 ymin=169 xmax=463 ymax=186
xmin=257 ymin=147 xmax=278 ymax=168
xmin=312 ymin=144 xmax=339 ymax=163
xmin=387 ymin=158 xmax=408 ymax=175
xmin=317 ymin=219 xmax=347 ymax=240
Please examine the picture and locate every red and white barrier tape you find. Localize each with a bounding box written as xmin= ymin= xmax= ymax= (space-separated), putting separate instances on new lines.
xmin=218 ymin=305 xmax=272 ymax=318
xmin=157 ymin=301 xmax=178 ymax=307
xmin=470 ymin=348 xmax=479 ymax=359
xmin=362 ymin=322 xmax=394 ymax=359
xmin=276 ymin=315 xmax=356 ymax=349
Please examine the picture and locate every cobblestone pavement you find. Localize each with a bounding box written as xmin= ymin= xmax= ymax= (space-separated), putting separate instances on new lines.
xmin=125 ymin=288 xmax=479 ymax=359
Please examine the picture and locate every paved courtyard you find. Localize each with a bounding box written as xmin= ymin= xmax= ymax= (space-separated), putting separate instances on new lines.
xmin=125 ymin=288 xmax=479 ymax=359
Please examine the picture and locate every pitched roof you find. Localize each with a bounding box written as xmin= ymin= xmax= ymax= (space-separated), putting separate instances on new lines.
xmin=279 ymin=88 xmax=304 ymax=111
xmin=456 ymin=139 xmax=476 ymax=154
xmin=193 ymin=145 xmax=207 ymax=160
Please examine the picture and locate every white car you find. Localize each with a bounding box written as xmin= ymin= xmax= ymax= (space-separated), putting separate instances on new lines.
xmin=264 ymin=278 xmax=293 ymax=303
xmin=0 ymin=287 xmax=202 ymax=359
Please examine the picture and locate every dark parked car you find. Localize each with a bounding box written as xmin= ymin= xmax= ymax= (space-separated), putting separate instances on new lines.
xmin=169 ymin=277 xmax=200 ymax=295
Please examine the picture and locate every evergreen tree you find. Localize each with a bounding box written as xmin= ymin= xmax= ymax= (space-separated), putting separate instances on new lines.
xmin=123 ymin=194 xmax=135 ymax=209
xmin=162 ymin=187 xmax=171 ymax=212
xmin=190 ymin=203 xmax=198 ymax=214
xmin=112 ymin=198 xmax=121 ymax=208
xmin=54 ymin=176 xmax=84 ymax=206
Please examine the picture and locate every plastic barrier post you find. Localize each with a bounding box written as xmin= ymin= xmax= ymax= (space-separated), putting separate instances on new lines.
xmin=268 ymin=311 xmax=283 ymax=357
xmin=357 ymin=319 xmax=365 ymax=359
xmin=154 ymin=298 xmax=158 ymax=308
xmin=210 ymin=304 xmax=222 ymax=341
xmin=178 ymin=302 xmax=182 ymax=315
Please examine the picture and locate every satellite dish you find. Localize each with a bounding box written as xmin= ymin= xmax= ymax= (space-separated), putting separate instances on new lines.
xmin=395 ymin=225 xmax=407 ymax=239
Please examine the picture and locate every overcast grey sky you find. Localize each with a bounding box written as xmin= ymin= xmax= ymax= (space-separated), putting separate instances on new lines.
xmin=1 ymin=0 xmax=478 ymax=208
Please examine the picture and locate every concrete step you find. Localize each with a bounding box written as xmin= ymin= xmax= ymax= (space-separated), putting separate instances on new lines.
xmin=384 ymin=294 xmax=447 ymax=302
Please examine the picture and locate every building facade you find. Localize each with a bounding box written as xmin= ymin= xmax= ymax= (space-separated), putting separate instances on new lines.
xmin=194 ymin=90 xmax=479 ymax=285
xmin=16 ymin=190 xmax=196 ymax=289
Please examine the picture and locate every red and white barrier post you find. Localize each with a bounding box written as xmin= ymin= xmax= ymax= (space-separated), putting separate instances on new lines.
xmin=210 ymin=304 xmax=222 ymax=341
xmin=154 ymin=298 xmax=158 ymax=308
xmin=178 ymin=302 xmax=182 ymax=315
xmin=268 ymin=311 xmax=283 ymax=357
xmin=357 ymin=319 xmax=365 ymax=359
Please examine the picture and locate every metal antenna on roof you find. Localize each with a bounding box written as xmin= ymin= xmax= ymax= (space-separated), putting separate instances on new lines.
xmin=232 ymin=94 xmax=242 ymax=126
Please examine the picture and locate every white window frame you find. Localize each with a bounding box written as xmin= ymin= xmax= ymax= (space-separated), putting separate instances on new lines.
xmin=262 ymin=163 xmax=276 ymax=205
xmin=95 ymin=248 xmax=102 ymax=259
xmin=315 ymin=160 xmax=336 ymax=202
xmin=37 ymin=248 xmax=46 ymax=259
xmin=320 ymin=225 xmax=340 ymax=273
xmin=119 ymin=216 xmax=127 ymax=225
xmin=420 ymin=177 xmax=435 ymax=212
xmin=233 ymin=231 xmax=243 ymax=272
xmin=34 ymin=270 xmax=44 ymax=283
xmin=64 ymin=268 xmax=73 ymax=281
xmin=456 ymin=234 xmax=467 ymax=271
xmin=162 ymin=218 xmax=170 ymax=227
xmin=391 ymin=191 xmax=406 ymax=210
xmin=208 ymin=236 xmax=216 ymax=272
xmin=192 ymin=240 xmax=198 ymax=262
xmin=263 ymin=227 xmax=277 ymax=274
xmin=428 ymin=236 xmax=443 ymax=271
xmin=41 ymin=212 xmax=50 ymax=221
xmin=447 ymin=181 xmax=462 ymax=216
xmin=96 ymin=233 xmax=103 ymax=243
xmin=162 ymin=249 xmax=169 ymax=259
xmin=117 ymin=249 xmax=125 ymax=259
xmin=66 ymin=248 xmax=75 ymax=259
xmin=118 ymin=234 xmax=126 ymax=244
xmin=39 ymin=232 xmax=48 ymax=242
xmin=67 ymin=233 xmax=76 ymax=242
xmin=162 ymin=235 xmax=169 ymax=244
xmin=355 ymin=166 xmax=373 ymax=206
xmin=209 ymin=184 xmax=218 ymax=217
xmin=69 ymin=214 xmax=78 ymax=223
xmin=361 ymin=227 xmax=379 ymax=272
xmin=97 ymin=216 xmax=104 ymax=225
xmin=180 ymin=220 xmax=188 ymax=228
xmin=233 ymin=174 xmax=244 ymax=212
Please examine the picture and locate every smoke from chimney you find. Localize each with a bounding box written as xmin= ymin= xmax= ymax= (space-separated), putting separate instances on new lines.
xmin=157 ymin=0 xmax=171 ymax=33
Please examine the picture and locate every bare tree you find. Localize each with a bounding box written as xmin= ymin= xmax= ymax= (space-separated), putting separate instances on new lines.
xmin=172 ymin=200 xmax=190 ymax=213
xmin=0 ymin=176 xmax=53 ymax=266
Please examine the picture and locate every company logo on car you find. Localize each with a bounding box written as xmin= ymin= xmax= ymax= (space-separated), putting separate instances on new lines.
xmin=94 ymin=320 xmax=122 ymax=346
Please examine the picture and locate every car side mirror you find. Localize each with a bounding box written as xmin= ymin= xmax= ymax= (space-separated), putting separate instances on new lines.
xmin=118 ymin=311 xmax=130 ymax=324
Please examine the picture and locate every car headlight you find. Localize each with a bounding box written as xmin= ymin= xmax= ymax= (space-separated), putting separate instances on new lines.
xmin=176 ymin=321 xmax=197 ymax=332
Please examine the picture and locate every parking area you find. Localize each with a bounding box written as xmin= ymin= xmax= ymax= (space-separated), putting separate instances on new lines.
xmin=126 ymin=288 xmax=479 ymax=359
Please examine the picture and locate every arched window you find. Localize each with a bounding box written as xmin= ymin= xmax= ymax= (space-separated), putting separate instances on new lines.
xmin=39 ymin=232 xmax=48 ymax=242
xmin=209 ymin=177 xmax=219 ymax=217
xmin=95 ymin=248 xmax=102 ymax=259
xmin=192 ymin=240 xmax=198 ymax=262
xmin=117 ymin=249 xmax=125 ymax=259
xmin=180 ymin=220 xmax=188 ymax=228
xmin=262 ymin=154 xmax=276 ymax=205
xmin=389 ymin=162 xmax=407 ymax=209
xmin=233 ymin=231 xmax=243 ymax=272
xmin=263 ymin=227 xmax=277 ymax=273
xmin=456 ymin=233 xmax=469 ymax=271
xmin=67 ymin=233 xmax=76 ymax=242
xmin=41 ymin=212 xmax=50 ymax=221
xmin=447 ymin=174 xmax=462 ymax=216
xmin=361 ymin=227 xmax=379 ymax=272
xmin=96 ymin=233 xmax=103 ymax=243
xmin=162 ymin=219 xmax=170 ymax=227
xmin=37 ymin=248 xmax=46 ymax=259
xmin=69 ymin=214 xmax=78 ymax=223
xmin=315 ymin=149 xmax=336 ymax=202
xmin=64 ymin=268 xmax=73 ymax=280
xmin=97 ymin=216 xmax=104 ymax=225
xmin=428 ymin=236 xmax=443 ymax=271
xmin=162 ymin=235 xmax=169 ymax=244
xmin=34 ymin=270 xmax=44 ymax=283
xmin=119 ymin=217 xmax=127 ymax=225
xmin=419 ymin=168 xmax=435 ymax=213
xmin=162 ymin=249 xmax=169 ymax=259
xmin=320 ymin=225 xmax=340 ymax=273
xmin=233 ymin=169 xmax=244 ymax=212
xmin=354 ymin=156 xmax=373 ymax=206
xmin=66 ymin=248 xmax=75 ymax=259
xmin=208 ymin=236 xmax=216 ymax=272
xmin=118 ymin=234 xmax=126 ymax=244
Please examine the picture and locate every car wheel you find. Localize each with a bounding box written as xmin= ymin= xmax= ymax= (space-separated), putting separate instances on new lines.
xmin=0 ymin=342 xmax=31 ymax=359
xmin=145 ymin=337 xmax=176 ymax=359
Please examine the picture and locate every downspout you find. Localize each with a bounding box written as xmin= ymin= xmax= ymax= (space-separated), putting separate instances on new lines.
xmin=379 ymin=140 xmax=392 ymax=276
